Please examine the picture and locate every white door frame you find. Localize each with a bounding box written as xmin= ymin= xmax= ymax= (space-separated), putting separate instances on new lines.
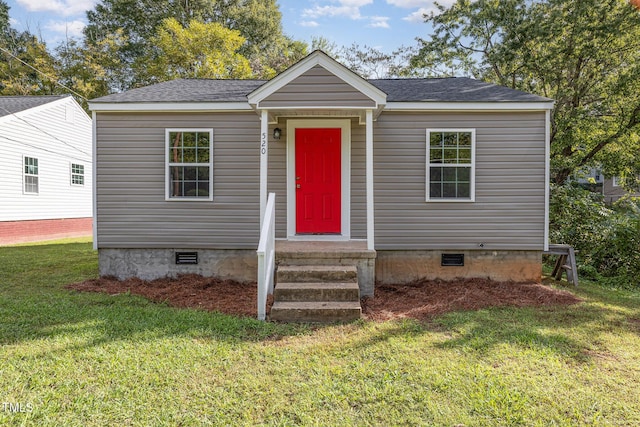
xmin=286 ymin=119 xmax=351 ymax=240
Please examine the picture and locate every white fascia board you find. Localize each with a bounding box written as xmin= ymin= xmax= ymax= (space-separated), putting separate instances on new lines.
xmin=385 ymin=101 xmax=555 ymax=111
xmin=247 ymin=50 xmax=387 ymax=106
xmin=0 ymin=96 xmax=73 ymax=126
xmin=88 ymin=102 xmax=252 ymax=112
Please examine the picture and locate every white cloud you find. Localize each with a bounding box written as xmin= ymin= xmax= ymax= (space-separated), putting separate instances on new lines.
xmin=299 ymin=20 xmax=320 ymax=27
xmin=403 ymin=7 xmax=432 ymax=23
xmin=17 ymin=0 xmax=97 ymax=17
xmin=302 ymin=0 xmax=375 ymax=20
xmin=386 ymin=0 xmax=430 ymax=7
xmin=301 ymin=0 xmax=391 ymax=31
xmin=368 ymin=16 xmax=390 ymax=29
xmin=385 ymin=0 xmax=461 ymax=22
xmin=303 ymin=5 xmax=363 ymax=20
xmin=340 ymin=0 xmax=373 ymax=6
xmin=387 ymin=0 xmax=456 ymax=8
xmin=44 ymin=20 xmax=86 ymax=38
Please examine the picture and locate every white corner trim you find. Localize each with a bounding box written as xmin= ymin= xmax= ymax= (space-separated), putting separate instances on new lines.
xmin=286 ymin=119 xmax=351 ymax=240
xmin=92 ymin=111 xmax=98 ymax=250
xmin=365 ymin=110 xmax=375 ymax=251
xmin=248 ymin=51 xmax=387 ymax=106
xmin=544 ymin=109 xmax=550 ymax=252
xmin=259 ymin=110 xmax=269 ymax=225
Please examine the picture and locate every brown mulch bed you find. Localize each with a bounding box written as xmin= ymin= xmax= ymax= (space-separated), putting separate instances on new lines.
xmin=67 ymin=275 xmax=581 ymax=322
xmin=361 ymin=278 xmax=581 ymax=322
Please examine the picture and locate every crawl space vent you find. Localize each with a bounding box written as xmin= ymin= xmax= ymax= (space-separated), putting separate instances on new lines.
xmin=441 ymin=253 xmax=464 ymax=267
xmin=175 ymin=251 xmax=198 ymax=265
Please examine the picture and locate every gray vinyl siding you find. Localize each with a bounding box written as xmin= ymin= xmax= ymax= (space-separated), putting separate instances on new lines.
xmin=96 ymin=112 xmax=261 ymax=249
xmin=350 ymin=120 xmax=366 ymax=239
xmin=259 ymin=65 xmax=376 ymax=108
xmin=374 ymin=111 xmax=546 ymax=250
xmin=268 ymin=119 xmax=287 ymax=238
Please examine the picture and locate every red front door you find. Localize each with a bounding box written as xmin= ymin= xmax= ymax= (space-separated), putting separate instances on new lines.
xmin=295 ymin=128 xmax=341 ymax=234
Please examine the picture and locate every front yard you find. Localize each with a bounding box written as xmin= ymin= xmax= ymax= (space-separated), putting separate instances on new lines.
xmin=1 ymin=239 xmax=639 ymax=426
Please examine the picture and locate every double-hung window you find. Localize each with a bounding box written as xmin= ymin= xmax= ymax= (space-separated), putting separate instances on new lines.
xmin=166 ymin=129 xmax=213 ymax=200
xmin=24 ymin=156 xmax=39 ymax=194
xmin=427 ymin=129 xmax=475 ymax=201
xmin=71 ymin=163 xmax=84 ymax=185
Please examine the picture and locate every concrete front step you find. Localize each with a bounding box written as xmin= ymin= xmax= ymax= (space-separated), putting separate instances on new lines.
xmin=270 ymin=301 xmax=362 ymax=323
xmin=276 ymin=265 xmax=358 ymax=283
xmin=274 ymin=282 xmax=360 ymax=302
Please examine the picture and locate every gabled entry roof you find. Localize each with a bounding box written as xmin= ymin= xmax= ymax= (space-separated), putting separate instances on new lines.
xmin=247 ymin=50 xmax=387 ymax=109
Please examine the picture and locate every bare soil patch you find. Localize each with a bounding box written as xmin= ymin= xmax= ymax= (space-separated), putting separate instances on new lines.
xmin=67 ymin=275 xmax=581 ymax=321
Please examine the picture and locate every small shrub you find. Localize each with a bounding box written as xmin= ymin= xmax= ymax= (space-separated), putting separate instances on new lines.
xmin=549 ymin=184 xmax=640 ymax=289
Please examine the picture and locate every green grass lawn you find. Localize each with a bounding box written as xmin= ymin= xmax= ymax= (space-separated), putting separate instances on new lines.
xmin=1 ymin=239 xmax=639 ymax=426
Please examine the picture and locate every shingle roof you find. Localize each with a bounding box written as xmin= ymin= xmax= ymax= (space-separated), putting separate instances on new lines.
xmin=0 ymin=95 xmax=69 ymax=117
xmin=91 ymin=79 xmax=265 ymax=103
xmin=89 ymin=77 xmax=551 ymax=104
xmin=369 ymin=77 xmax=550 ymax=103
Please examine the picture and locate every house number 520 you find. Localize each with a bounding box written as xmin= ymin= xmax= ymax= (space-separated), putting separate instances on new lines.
xmin=261 ymin=132 xmax=267 ymax=155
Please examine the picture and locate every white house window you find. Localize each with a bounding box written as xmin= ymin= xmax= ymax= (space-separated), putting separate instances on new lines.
xmin=71 ymin=163 xmax=84 ymax=185
xmin=612 ymin=176 xmax=620 ymax=187
xmin=24 ymin=156 xmax=39 ymax=194
xmin=166 ymin=129 xmax=213 ymax=200
xmin=427 ymin=129 xmax=475 ymax=201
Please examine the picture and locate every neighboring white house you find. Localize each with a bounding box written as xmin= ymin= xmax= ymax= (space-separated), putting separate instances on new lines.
xmin=0 ymin=95 xmax=93 ymax=245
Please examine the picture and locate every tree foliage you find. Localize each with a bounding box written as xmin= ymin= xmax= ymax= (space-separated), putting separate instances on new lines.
xmin=0 ymin=1 xmax=57 ymax=96
xmin=144 ymin=18 xmax=252 ymax=81
xmin=550 ymin=184 xmax=640 ymax=288
xmin=309 ymin=37 xmax=415 ymax=79
xmin=83 ymin=0 xmax=304 ymax=88
xmin=410 ymin=0 xmax=640 ymax=185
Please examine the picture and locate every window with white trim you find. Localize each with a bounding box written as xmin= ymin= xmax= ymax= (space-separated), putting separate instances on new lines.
xmin=427 ymin=129 xmax=475 ymax=201
xmin=612 ymin=176 xmax=620 ymax=187
xmin=24 ymin=156 xmax=39 ymax=194
xmin=71 ymin=163 xmax=84 ymax=185
xmin=166 ymin=129 xmax=213 ymax=200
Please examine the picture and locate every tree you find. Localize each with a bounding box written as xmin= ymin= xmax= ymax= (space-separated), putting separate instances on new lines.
xmin=337 ymin=43 xmax=416 ymax=79
xmin=54 ymin=32 xmax=126 ymax=109
xmin=143 ymin=18 xmax=252 ymax=81
xmin=410 ymin=0 xmax=640 ymax=185
xmin=0 ymin=1 xmax=58 ymax=96
xmin=84 ymin=0 xmax=305 ymax=88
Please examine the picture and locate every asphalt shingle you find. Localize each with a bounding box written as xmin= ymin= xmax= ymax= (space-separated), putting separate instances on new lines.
xmin=0 ymin=95 xmax=69 ymax=118
xmin=89 ymin=77 xmax=551 ymax=104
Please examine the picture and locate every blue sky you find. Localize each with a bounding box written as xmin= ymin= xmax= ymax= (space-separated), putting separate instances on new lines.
xmin=5 ymin=0 xmax=452 ymax=52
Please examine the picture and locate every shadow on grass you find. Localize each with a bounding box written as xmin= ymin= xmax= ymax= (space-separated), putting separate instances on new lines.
xmin=344 ymin=280 xmax=640 ymax=364
xmin=0 ymin=242 xmax=315 ymax=352
xmin=2 ymin=242 xmax=639 ymax=359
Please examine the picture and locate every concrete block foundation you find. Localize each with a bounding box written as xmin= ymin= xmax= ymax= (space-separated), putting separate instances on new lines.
xmin=375 ymin=250 xmax=542 ymax=285
xmin=98 ymin=248 xmax=257 ymax=282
